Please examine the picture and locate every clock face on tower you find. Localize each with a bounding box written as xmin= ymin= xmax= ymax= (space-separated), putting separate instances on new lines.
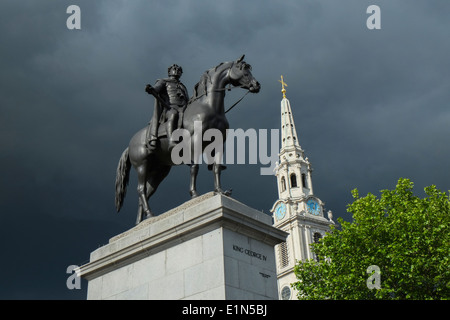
xmin=306 ymin=199 xmax=321 ymax=216
xmin=274 ymin=203 xmax=287 ymax=220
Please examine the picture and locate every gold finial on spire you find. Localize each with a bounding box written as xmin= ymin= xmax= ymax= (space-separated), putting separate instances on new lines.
xmin=278 ymin=75 xmax=288 ymax=99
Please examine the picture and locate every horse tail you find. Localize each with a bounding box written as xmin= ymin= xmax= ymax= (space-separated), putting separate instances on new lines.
xmin=115 ymin=147 xmax=131 ymax=212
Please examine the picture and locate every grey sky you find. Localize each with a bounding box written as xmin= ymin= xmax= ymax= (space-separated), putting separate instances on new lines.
xmin=1 ymin=0 xmax=449 ymax=299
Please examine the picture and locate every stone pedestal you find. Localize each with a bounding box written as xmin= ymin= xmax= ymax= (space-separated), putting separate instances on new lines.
xmin=77 ymin=192 xmax=287 ymax=300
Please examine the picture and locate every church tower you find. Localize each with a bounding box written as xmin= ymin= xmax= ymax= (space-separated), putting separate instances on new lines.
xmin=271 ymin=76 xmax=334 ymax=300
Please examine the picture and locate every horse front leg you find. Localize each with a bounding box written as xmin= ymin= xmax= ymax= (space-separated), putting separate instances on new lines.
xmin=189 ymin=123 xmax=203 ymax=199
xmin=189 ymin=164 xmax=199 ymax=198
xmin=212 ymin=163 xmax=231 ymax=196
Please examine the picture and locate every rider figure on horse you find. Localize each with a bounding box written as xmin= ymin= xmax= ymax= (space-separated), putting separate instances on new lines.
xmin=145 ymin=64 xmax=189 ymax=149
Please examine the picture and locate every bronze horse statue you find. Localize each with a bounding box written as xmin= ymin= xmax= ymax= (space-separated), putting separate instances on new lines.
xmin=115 ymin=55 xmax=261 ymax=224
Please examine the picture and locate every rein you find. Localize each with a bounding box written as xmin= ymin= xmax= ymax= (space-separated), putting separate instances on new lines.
xmin=189 ymin=84 xmax=250 ymax=114
xmin=225 ymin=89 xmax=250 ymax=114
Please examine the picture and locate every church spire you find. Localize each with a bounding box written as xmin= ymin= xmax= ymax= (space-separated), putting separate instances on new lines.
xmin=271 ymin=76 xmax=332 ymax=300
xmin=279 ymin=76 xmax=300 ymax=150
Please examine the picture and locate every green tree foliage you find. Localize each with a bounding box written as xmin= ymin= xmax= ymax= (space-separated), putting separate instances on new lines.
xmin=292 ymin=178 xmax=450 ymax=299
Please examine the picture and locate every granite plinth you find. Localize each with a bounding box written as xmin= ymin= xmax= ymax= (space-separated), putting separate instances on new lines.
xmin=77 ymin=192 xmax=287 ymax=300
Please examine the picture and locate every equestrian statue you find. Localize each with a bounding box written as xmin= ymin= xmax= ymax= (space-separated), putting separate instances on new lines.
xmin=115 ymin=55 xmax=261 ymax=224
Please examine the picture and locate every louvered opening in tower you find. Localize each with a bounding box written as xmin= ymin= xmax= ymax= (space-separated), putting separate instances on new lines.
xmin=278 ymin=241 xmax=289 ymax=268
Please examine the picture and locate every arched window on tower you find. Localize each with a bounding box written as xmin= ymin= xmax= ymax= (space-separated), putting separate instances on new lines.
xmin=313 ymin=232 xmax=322 ymax=262
xmin=313 ymin=232 xmax=322 ymax=243
xmin=290 ymin=173 xmax=297 ymax=188
xmin=280 ymin=177 xmax=286 ymax=192
xmin=301 ymin=173 xmax=307 ymax=188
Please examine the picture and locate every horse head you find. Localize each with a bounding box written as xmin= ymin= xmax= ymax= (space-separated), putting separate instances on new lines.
xmin=229 ymin=55 xmax=261 ymax=93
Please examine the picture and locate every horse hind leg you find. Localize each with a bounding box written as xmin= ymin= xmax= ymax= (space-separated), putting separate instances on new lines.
xmin=136 ymin=165 xmax=153 ymax=225
xmin=136 ymin=165 xmax=172 ymax=224
xmin=136 ymin=182 xmax=156 ymax=224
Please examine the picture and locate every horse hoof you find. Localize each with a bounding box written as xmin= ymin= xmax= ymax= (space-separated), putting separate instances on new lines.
xmin=144 ymin=210 xmax=154 ymax=219
xmin=190 ymin=191 xmax=199 ymax=199
xmin=214 ymin=189 xmax=232 ymax=196
xmin=136 ymin=210 xmax=154 ymax=225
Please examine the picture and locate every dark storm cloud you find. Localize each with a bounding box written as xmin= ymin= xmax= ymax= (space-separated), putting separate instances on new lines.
xmin=1 ymin=0 xmax=449 ymax=299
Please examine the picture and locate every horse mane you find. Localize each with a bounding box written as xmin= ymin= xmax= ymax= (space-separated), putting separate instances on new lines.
xmin=189 ymin=61 xmax=231 ymax=103
xmin=190 ymin=72 xmax=209 ymax=102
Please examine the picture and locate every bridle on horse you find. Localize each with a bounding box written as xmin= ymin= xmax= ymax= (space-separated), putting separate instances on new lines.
xmin=189 ymin=62 xmax=252 ymax=114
